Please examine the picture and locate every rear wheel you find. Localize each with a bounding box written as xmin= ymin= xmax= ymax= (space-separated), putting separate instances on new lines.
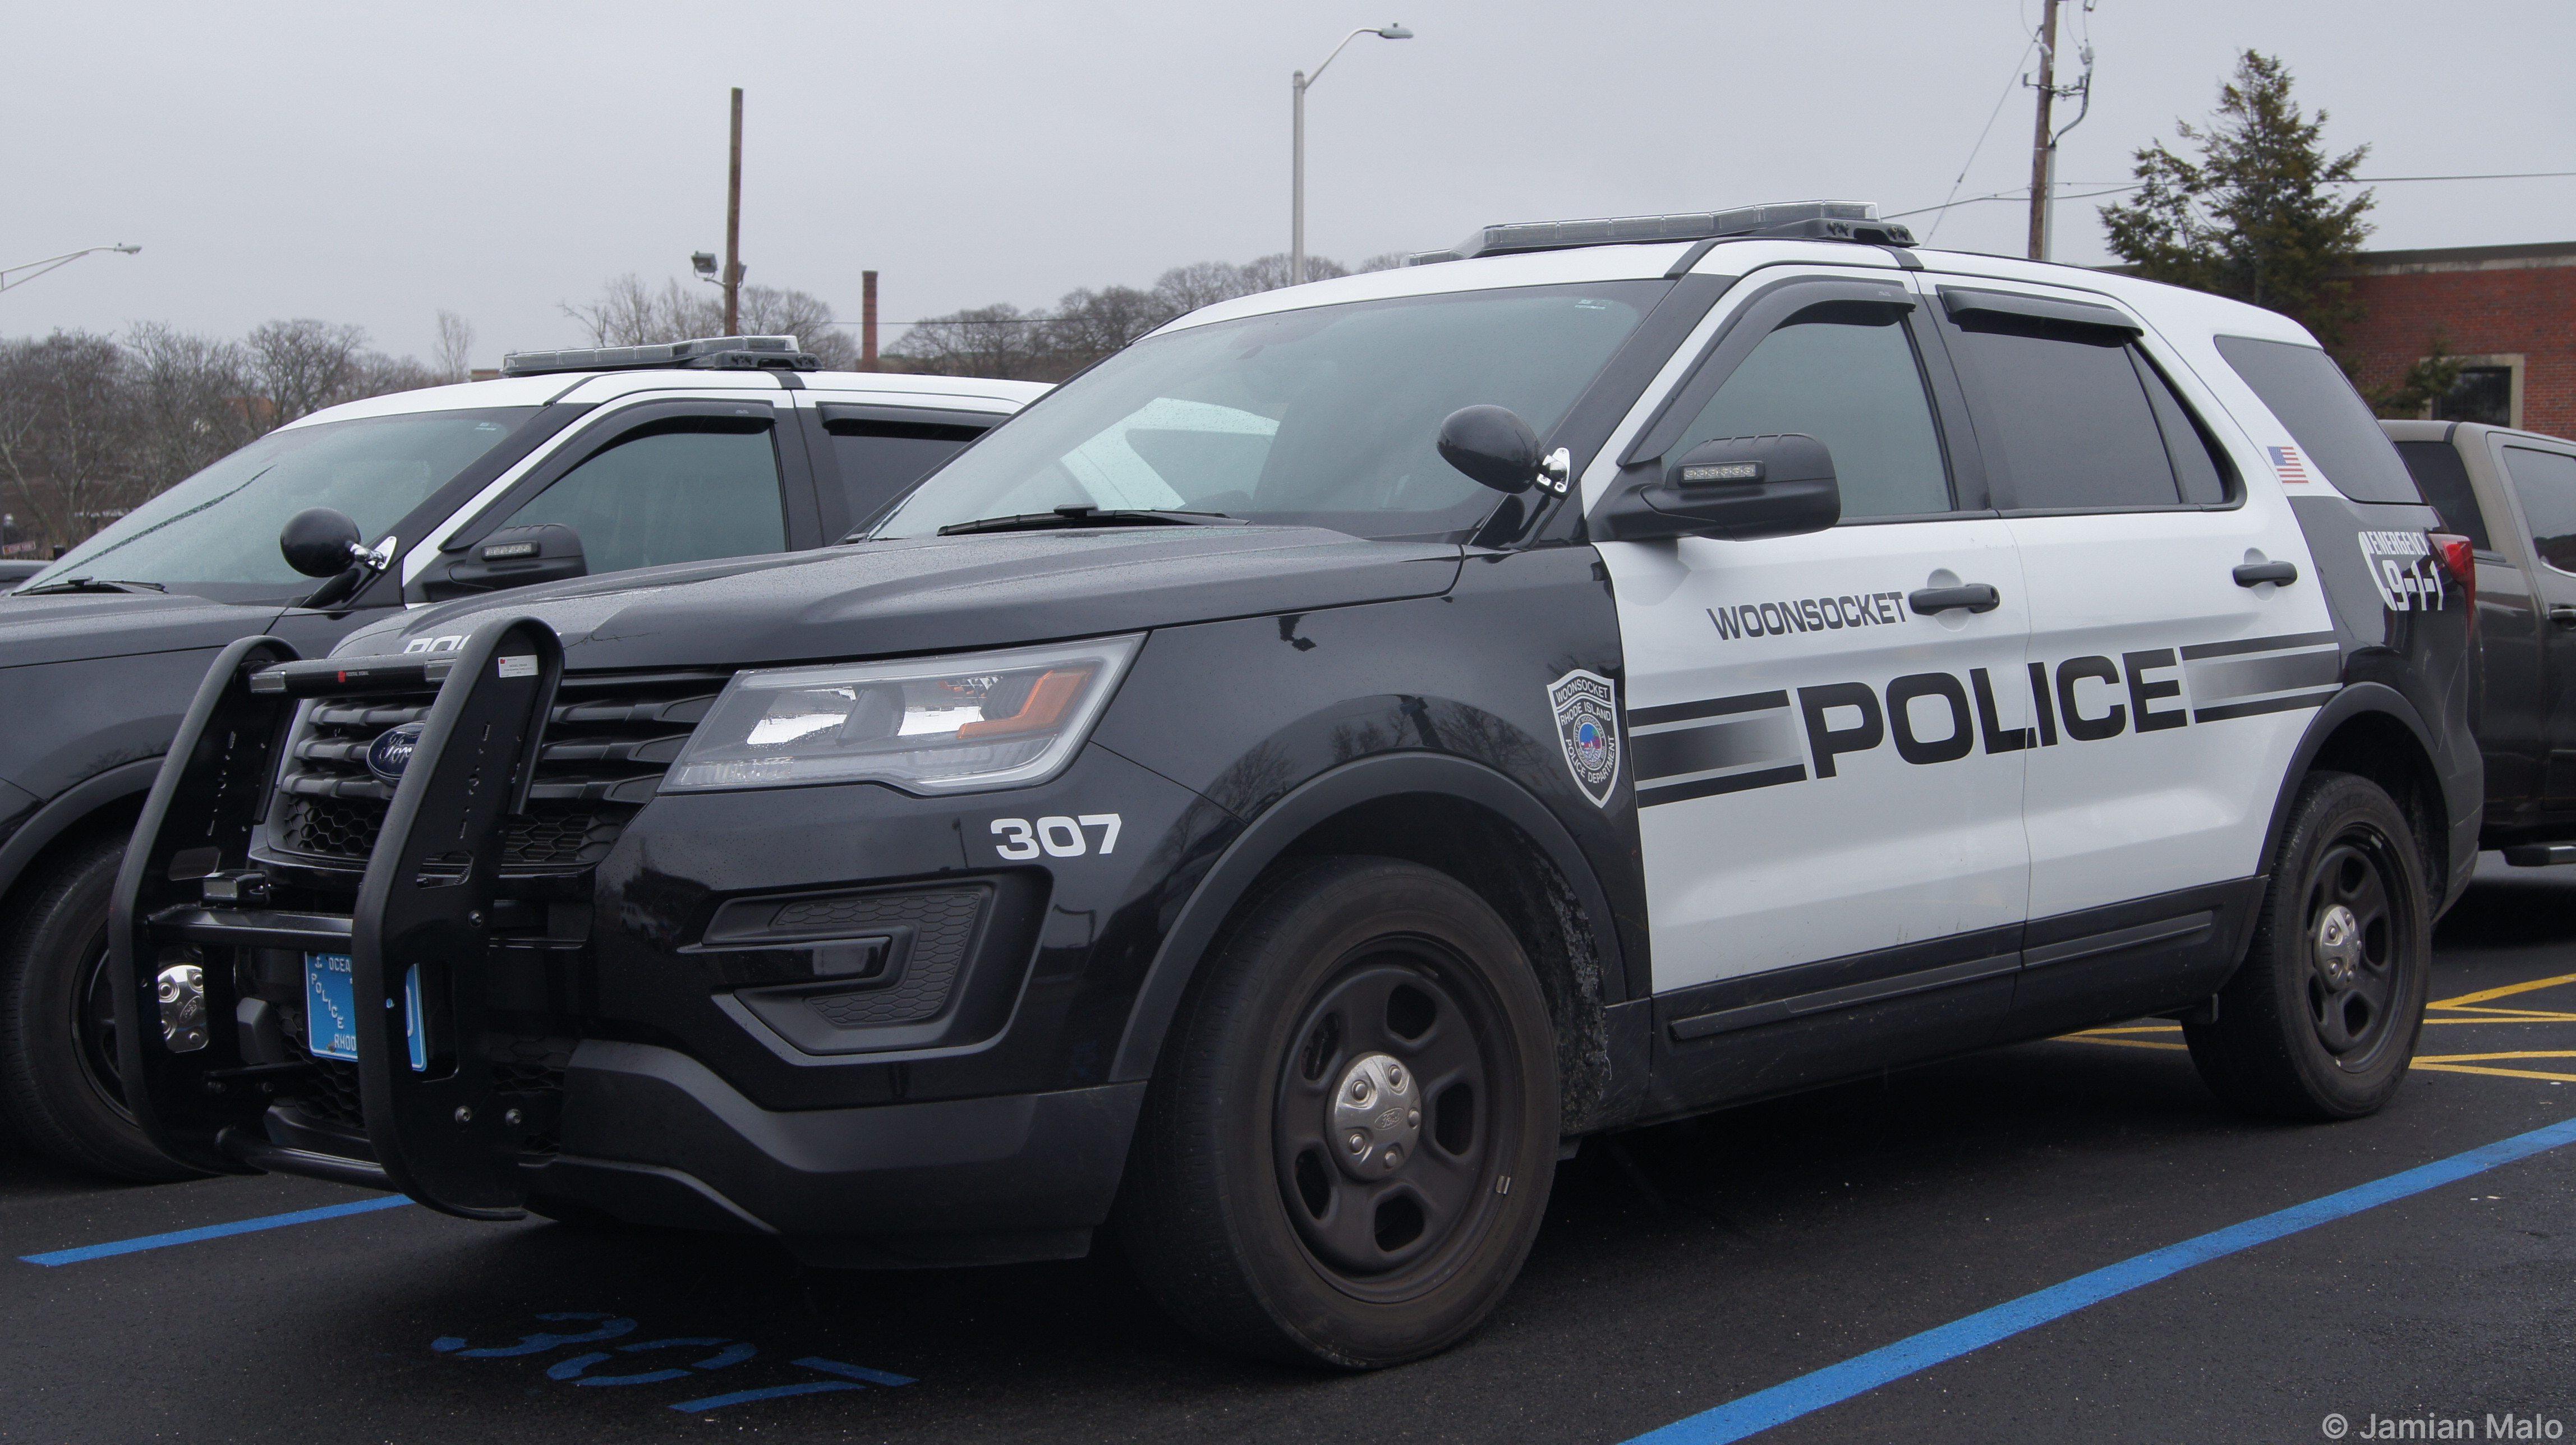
xmin=0 ymin=833 xmax=203 ymax=1181
xmin=2186 ymin=772 xmax=2431 ymax=1120
xmin=1118 ymin=858 xmax=1558 ymax=1369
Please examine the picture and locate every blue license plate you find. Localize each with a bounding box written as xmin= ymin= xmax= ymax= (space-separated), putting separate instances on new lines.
xmin=305 ymin=954 xmax=428 ymax=1070
xmin=305 ymin=952 xmax=358 ymax=1060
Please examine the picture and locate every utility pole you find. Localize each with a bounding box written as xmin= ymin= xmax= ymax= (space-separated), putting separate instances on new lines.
xmin=724 ymin=86 xmax=744 ymax=335
xmin=861 ymin=271 xmax=879 ymax=371
xmin=2026 ymin=0 xmax=2060 ymax=261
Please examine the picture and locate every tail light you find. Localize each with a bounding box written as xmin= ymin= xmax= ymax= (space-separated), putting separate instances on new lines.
xmin=2427 ymin=532 xmax=2476 ymax=622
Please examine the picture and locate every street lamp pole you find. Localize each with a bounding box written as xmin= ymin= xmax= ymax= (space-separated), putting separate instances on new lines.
xmin=1292 ymin=22 xmax=1413 ymax=286
xmin=0 ymin=244 xmax=141 ymax=297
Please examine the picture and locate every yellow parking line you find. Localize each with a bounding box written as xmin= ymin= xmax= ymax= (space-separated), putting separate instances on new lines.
xmin=2055 ymin=1035 xmax=2188 ymax=1051
xmin=2412 ymin=1063 xmax=2576 ymax=1084
xmin=2431 ymin=972 xmax=2576 ymax=1009
xmin=2072 ymin=1025 xmax=2182 ymax=1036
xmin=2412 ymin=1051 xmax=2576 ymax=1064
xmin=2427 ymin=1014 xmax=2576 ymax=1024
xmin=2430 ymin=1002 xmax=2576 ymax=1018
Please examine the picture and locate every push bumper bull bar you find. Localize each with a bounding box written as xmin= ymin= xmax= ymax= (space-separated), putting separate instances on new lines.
xmin=113 ymin=617 xmax=564 ymax=1219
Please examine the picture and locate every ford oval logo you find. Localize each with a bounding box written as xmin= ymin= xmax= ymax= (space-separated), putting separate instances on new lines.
xmin=367 ymin=722 xmax=426 ymax=784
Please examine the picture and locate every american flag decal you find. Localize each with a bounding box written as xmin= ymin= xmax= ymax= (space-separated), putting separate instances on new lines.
xmin=2267 ymin=445 xmax=2312 ymax=483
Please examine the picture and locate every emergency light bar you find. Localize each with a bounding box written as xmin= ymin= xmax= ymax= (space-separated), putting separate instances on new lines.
xmin=499 ymin=334 xmax=821 ymax=378
xmin=1405 ymin=200 xmax=1915 ymax=266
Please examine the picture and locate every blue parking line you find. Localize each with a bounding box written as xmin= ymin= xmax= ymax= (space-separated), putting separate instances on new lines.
xmin=1625 ymin=1113 xmax=2576 ymax=1444
xmin=19 ymin=1195 xmax=414 ymax=1267
xmin=672 ymin=1382 xmax=866 ymax=1411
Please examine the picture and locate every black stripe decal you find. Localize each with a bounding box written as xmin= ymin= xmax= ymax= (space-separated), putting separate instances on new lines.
xmin=1636 ymin=763 xmax=1808 ymax=808
xmin=1628 ymin=689 xmax=1791 ymax=729
xmin=2177 ymin=631 xmax=2337 ymax=662
xmin=1669 ymin=952 xmax=2022 ymax=1041
xmin=2191 ymin=688 xmax=2339 ymax=724
xmin=1631 ymin=714 xmax=1798 ymax=783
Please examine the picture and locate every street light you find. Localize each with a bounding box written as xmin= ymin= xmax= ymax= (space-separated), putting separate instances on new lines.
xmin=1292 ymin=22 xmax=1413 ymax=286
xmin=0 ymin=244 xmax=141 ymax=297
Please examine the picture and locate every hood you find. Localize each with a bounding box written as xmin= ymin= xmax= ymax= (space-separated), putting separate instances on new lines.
xmin=337 ymin=527 xmax=1462 ymax=670
xmin=0 ymin=590 xmax=280 ymax=672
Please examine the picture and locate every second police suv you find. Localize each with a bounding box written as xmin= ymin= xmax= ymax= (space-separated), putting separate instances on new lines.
xmin=118 ymin=201 xmax=2475 ymax=1369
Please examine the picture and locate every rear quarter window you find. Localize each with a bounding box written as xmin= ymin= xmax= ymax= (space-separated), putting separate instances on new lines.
xmin=2214 ymin=335 xmax=2423 ymax=504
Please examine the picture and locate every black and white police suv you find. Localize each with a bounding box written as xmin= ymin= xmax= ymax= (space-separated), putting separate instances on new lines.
xmin=0 ymin=337 xmax=1040 ymax=1180
xmin=116 ymin=201 xmax=2476 ymax=1368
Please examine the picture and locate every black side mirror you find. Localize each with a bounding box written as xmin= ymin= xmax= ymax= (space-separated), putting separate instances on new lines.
xmin=1593 ymin=434 xmax=1841 ymax=542
xmin=1437 ymin=405 xmax=1543 ymax=494
xmin=420 ymin=523 xmax=588 ymax=602
xmin=280 ymin=508 xmax=365 ymax=578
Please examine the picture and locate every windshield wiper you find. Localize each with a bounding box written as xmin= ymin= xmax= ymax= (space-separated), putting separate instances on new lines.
xmin=931 ymin=505 xmax=1249 ymax=537
xmin=14 ymin=576 xmax=168 ymax=596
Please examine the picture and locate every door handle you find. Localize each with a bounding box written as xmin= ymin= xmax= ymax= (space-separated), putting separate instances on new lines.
xmin=2551 ymin=606 xmax=2576 ymax=629
xmin=1907 ymin=583 xmax=2000 ymax=615
xmin=2232 ymin=560 xmax=2299 ymax=587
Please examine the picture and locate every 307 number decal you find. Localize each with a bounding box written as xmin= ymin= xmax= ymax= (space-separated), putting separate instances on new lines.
xmin=991 ymin=813 xmax=1120 ymax=859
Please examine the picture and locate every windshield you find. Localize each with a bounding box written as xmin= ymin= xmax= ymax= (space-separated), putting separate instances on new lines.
xmin=22 ymin=407 xmax=539 ymax=601
xmin=872 ymin=282 xmax=1665 ymax=541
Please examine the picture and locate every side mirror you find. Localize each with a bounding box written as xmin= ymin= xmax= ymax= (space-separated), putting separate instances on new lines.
xmin=419 ymin=523 xmax=588 ymax=602
xmin=280 ymin=507 xmax=364 ymax=578
xmin=1593 ymin=434 xmax=1841 ymax=542
xmin=1437 ymin=405 xmax=1543 ymax=494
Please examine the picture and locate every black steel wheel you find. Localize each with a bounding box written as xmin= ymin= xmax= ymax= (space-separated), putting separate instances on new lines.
xmin=1119 ymin=857 xmax=1559 ymax=1368
xmin=2187 ymin=771 xmax=2431 ymax=1120
xmin=0 ymin=833 xmax=203 ymax=1180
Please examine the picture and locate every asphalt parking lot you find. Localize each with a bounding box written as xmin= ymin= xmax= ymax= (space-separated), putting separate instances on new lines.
xmin=5 ymin=858 xmax=2571 ymax=1445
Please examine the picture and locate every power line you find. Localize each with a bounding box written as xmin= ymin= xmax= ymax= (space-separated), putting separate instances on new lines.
xmin=1924 ymin=32 xmax=2041 ymax=242
xmin=1893 ymin=170 xmax=2576 ymax=221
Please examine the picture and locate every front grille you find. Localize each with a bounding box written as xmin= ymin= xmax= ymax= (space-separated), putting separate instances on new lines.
xmin=269 ymin=671 xmax=725 ymax=869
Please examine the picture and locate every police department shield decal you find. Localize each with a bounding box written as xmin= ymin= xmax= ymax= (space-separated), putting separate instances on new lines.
xmin=1548 ymin=669 xmax=1620 ymax=807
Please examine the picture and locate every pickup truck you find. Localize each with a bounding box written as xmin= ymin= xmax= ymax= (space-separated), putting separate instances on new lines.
xmin=2385 ymin=418 xmax=2576 ymax=862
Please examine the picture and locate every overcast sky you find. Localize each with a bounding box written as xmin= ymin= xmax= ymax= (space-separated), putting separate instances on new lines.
xmin=6 ymin=0 xmax=2572 ymax=369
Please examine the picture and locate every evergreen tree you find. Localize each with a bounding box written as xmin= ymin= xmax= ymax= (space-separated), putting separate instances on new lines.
xmin=2101 ymin=51 xmax=2374 ymax=356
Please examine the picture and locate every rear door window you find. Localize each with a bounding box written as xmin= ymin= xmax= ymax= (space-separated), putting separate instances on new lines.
xmin=2503 ymin=446 xmax=2576 ymax=575
xmin=821 ymin=413 xmax=993 ymax=531
xmin=2214 ymin=335 xmax=2423 ymax=504
xmin=1941 ymin=304 xmax=2230 ymax=510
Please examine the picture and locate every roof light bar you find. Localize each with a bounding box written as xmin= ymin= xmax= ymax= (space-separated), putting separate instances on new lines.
xmin=1404 ymin=200 xmax=1915 ymax=266
xmin=499 ymin=334 xmax=821 ymax=378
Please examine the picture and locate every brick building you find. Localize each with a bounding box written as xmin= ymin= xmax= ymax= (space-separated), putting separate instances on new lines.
xmin=2343 ymin=240 xmax=2576 ymax=438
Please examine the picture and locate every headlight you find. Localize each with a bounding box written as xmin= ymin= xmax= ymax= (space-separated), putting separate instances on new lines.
xmin=663 ymin=634 xmax=1142 ymax=794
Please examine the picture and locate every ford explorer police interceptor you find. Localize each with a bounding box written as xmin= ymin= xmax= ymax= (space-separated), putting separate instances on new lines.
xmin=113 ymin=201 xmax=2476 ymax=1369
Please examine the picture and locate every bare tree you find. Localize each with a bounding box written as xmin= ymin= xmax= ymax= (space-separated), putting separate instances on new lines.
xmin=1042 ymin=286 xmax=1178 ymax=372
xmin=560 ymin=275 xmax=856 ymax=368
xmin=247 ymin=319 xmax=368 ymax=425
xmin=884 ymin=304 xmax=1051 ymax=379
xmin=433 ymin=309 xmax=476 ymax=382
xmin=122 ymin=324 xmax=263 ymax=495
xmin=0 ymin=333 xmax=140 ymax=551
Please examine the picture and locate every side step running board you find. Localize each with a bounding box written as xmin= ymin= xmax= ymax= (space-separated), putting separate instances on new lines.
xmin=2502 ymin=843 xmax=2576 ymax=867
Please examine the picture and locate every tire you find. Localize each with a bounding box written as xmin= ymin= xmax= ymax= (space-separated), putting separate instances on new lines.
xmin=2186 ymin=771 xmax=2432 ymax=1120
xmin=1117 ymin=857 xmax=1560 ymax=1369
xmin=0 ymin=833 xmax=203 ymax=1181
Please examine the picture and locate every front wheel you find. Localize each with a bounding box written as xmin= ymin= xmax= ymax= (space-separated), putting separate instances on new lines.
xmin=1118 ymin=858 xmax=1560 ymax=1368
xmin=2187 ymin=771 xmax=2432 ymax=1120
xmin=0 ymin=833 xmax=204 ymax=1181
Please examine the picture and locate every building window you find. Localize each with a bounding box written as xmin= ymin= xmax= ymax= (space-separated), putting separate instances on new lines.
xmin=2437 ymin=366 xmax=2515 ymax=427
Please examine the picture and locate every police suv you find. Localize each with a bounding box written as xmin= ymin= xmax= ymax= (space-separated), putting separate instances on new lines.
xmin=0 ymin=339 xmax=1041 ymax=1180
xmin=116 ymin=201 xmax=2476 ymax=1369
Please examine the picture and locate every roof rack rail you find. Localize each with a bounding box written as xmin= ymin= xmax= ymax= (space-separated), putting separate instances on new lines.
xmin=1404 ymin=200 xmax=1915 ymax=266
xmin=499 ymin=334 xmax=821 ymax=378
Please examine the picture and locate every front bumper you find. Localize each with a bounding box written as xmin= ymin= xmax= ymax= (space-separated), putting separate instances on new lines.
xmin=534 ymin=1042 xmax=1142 ymax=1265
xmin=113 ymin=620 xmax=1216 ymax=1262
